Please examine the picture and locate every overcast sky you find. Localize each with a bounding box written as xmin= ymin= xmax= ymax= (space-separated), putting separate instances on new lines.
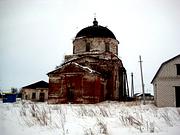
xmin=0 ymin=0 xmax=180 ymax=93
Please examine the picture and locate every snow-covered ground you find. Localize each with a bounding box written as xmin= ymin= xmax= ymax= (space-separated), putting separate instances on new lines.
xmin=0 ymin=101 xmax=180 ymax=135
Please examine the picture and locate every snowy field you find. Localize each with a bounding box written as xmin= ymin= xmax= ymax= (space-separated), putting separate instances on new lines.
xmin=0 ymin=101 xmax=180 ymax=135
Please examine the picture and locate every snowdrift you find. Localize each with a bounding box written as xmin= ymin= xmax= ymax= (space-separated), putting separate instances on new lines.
xmin=0 ymin=101 xmax=180 ymax=135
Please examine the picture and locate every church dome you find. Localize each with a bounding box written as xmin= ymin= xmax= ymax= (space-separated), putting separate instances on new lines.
xmin=75 ymin=18 xmax=116 ymax=40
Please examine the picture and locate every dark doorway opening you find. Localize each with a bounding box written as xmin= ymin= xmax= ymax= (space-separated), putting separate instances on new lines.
xmin=32 ymin=92 xmax=36 ymax=100
xmin=67 ymin=87 xmax=74 ymax=103
xmin=175 ymin=86 xmax=180 ymax=107
xmin=39 ymin=92 xmax=45 ymax=102
xmin=25 ymin=95 xmax=28 ymax=100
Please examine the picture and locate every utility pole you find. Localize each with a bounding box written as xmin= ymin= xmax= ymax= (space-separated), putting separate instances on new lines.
xmin=131 ymin=72 xmax=134 ymax=97
xmin=125 ymin=73 xmax=129 ymax=97
xmin=139 ymin=55 xmax=145 ymax=105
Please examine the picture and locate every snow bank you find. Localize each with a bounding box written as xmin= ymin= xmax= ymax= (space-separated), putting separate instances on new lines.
xmin=0 ymin=101 xmax=180 ymax=135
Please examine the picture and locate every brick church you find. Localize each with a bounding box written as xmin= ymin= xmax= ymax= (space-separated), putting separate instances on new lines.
xmin=47 ymin=18 xmax=129 ymax=104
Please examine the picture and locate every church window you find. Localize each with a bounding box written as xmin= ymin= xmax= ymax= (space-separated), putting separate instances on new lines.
xmin=176 ymin=64 xmax=180 ymax=75
xmin=86 ymin=43 xmax=90 ymax=52
xmin=116 ymin=45 xmax=118 ymax=54
xmin=73 ymin=46 xmax=75 ymax=53
xmin=105 ymin=43 xmax=110 ymax=52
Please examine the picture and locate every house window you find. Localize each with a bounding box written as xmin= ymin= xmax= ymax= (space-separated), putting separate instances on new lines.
xmin=32 ymin=92 xmax=36 ymax=99
xmin=105 ymin=43 xmax=110 ymax=52
xmin=176 ymin=64 xmax=180 ymax=75
xmin=86 ymin=43 xmax=90 ymax=52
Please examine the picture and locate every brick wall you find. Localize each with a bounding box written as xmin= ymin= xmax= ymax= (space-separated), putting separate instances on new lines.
xmin=73 ymin=37 xmax=118 ymax=55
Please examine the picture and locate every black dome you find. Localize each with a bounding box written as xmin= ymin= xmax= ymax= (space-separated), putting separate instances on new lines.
xmin=75 ymin=18 xmax=116 ymax=40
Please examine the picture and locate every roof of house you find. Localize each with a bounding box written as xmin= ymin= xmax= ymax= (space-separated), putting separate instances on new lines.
xmin=151 ymin=54 xmax=180 ymax=83
xmin=22 ymin=80 xmax=48 ymax=89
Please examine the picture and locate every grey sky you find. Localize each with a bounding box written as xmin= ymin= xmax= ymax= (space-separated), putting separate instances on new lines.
xmin=0 ymin=0 xmax=180 ymax=93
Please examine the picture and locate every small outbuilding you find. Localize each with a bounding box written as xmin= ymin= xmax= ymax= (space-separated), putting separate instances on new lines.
xmin=151 ymin=54 xmax=180 ymax=107
xmin=21 ymin=80 xmax=48 ymax=102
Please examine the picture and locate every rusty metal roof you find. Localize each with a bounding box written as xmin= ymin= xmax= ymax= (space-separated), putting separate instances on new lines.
xmin=75 ymin=18 xmax=116 ymax=40
xmin=47 ymin=62 xmax=101 ymax=76
xmin=22 ymin=80 xmax=48 ymax=89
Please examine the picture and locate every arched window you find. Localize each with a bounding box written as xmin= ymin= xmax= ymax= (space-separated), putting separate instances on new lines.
xmin=105 ymin=43 xmax=110 ymax=52
xmin=73 ymin=45 xmax=75 ymax=53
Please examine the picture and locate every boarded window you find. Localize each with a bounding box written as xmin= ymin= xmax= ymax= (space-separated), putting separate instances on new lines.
xmin=176 ymin=64 xmax=180 ymax=75
xmin=86 ymin=43 xmax=90 ymax=52
xmin=32 ymin=92 xmax=36 ymax=99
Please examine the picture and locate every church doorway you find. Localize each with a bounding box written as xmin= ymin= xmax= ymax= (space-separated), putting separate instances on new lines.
xmin=67 ymin=86 xmax=74 ymax=103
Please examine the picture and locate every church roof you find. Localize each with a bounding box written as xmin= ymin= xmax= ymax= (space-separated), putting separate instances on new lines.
xmin=47 ymin=62 xmax=101 ymax=76
xmin=75 ymin=18 xmax=117 ymax=40
xmin=22 ymin=80 xmax=48 ymax=89
xmin=64 ymin=52 xmax=121 ymax=64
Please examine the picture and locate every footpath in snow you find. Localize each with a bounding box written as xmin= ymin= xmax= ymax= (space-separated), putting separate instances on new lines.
xmin=0 ymin=101 xmax=180 ymax=135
